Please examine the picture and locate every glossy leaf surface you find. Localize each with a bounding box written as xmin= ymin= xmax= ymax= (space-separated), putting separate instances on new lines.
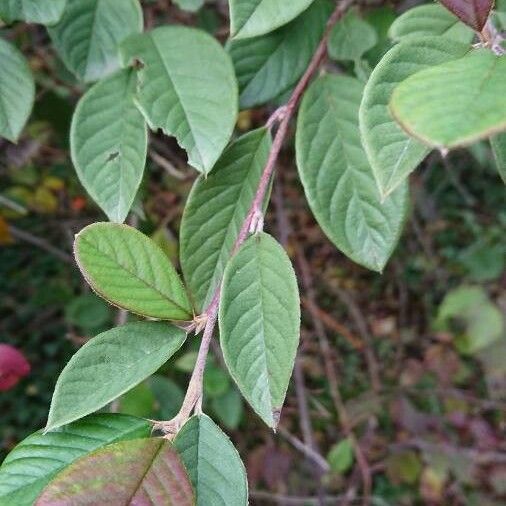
xmin=71 ymin=69 xmax=147 ymax=223
xmin=297 ymin=75 xmax=408 ymax=272
xmin=219 ymin=232 xmax=300 ymax=428
xmin=46 ymin=322 xmax=187 ymax=431
xmin=74 ymin=222 xmax=192 ymax=320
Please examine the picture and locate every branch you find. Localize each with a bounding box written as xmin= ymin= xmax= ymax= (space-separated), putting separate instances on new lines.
xmin=157 ymin=0 xmax=356 ymax=434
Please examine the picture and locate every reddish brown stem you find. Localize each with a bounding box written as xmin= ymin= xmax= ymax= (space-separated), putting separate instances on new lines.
xmin=158 ymin=0 xmax=356 ymax=434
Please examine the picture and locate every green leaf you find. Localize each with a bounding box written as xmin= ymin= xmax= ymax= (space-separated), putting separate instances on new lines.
xmin=219 ymin=232 xmax=300 ymax=428
xmin=65 ymin=293 xmax=111 ymax=332
xmin=229 ymin=0 xmax=315 ymax=40
xmin=0 ymin=0 xmax=66 ymax=24
xmin=119 ymin=382 xmax=156 ymax=417
xmin=120 ymin=26 xmax=238 ymax=174
xmin=327 ymin=438 xmax=354 ymax=473
xmin=48 ymin=0 xmax=143 ymax=82
xmin=180 ymin=128 xmax=271 ymax=311
xmin=388 ymin=4 xmax=474 ymax=43
xmin=390 ymin=50 xmax=506 ymax=150
xmin=0 ymin=414 xmax=150 ymax=506
xmin=228 ymin=0 xmax=331 ymax=109
xmin=328 ymin=9 xmax=378 ymax=62
xmin=174 ymin=0 xmax=204 ymax=12
xmin=491 ymin=133 xmax=506 ymax=183
xmin=46 ymin=322 xmax=187 ymax=431
xmin=70 ymin=69 xmax=147 ymax=223
xmin=74 ymin=222 xmax=192 ymax=320
xmin=174 ymin=414 xmax=248 ymax=505
xmin=359 ymin=36 xmax=471 ymax=198
xmin=149 ymin=375 xmax=184 ymax=420
xmin=0 ymin=38 xmax=35 ymax=142
xmin=204 ymin=362 xmax=231 ymax=398
xmin=211 ymin=388 xmax=244 ymax=430
xmin=36 ymin=438 xmax=194 ymax=505
xmin=296 ymin=74 xmax=408 ymax=272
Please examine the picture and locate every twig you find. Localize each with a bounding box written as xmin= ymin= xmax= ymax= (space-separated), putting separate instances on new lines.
xmin=149 ymin=149 xmax=188 ymax=180
xmin=9 ymin=225 xmax=74 ymax=265
xmin=156 ymin=0 xmax=356 ymax=433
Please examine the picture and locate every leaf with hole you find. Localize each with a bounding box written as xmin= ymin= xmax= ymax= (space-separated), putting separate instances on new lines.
xmin=439 ymin=0 xmax=493 ymax=31
xmin=0 ymin=414 xmax=150 ymax=506
xmin=388 ymin=3 xmax=474 ymax=43
xmin=328 ymin=9 xmax=378 ymax=62
xmin=219 ymin=232 xmax=300 ymax=428
xmin=359 ymin=36 xmax=471 ymax=198
xmin=120 ymin=26 xmax=238 ymax=174
xmin=297 ymin=75 xmax=408 ymax=272
xmin=174 ymin=414 xmax=248 ymax=505
xmin=390 ymin=50 xmax=506 ymax=149
xmin=74 ymin=222 xmax=192 ymax=320
xmin=36 ymin=438 xmax=194 ymax=505
xmin=46 ymin=322 xmax=187 ymax=431
xmin=71 ymin=69 xmax=147 ymax=223
xmin=48 ymin=0 xmax=143 ymax=82
xmin=0 ymin=38 xmax=35 ymax=142
xmin=0 ymin=0 xmax=66 ymax=24
xmin=228 ymin=0 xmax=331 ymax=109
xmin=491 ymin=133 xmax=506 ymax=184
xmin=180 ymin=128 xmax=272 ymax=312
xmin=229 ymin=0 xmax=316 ymax=39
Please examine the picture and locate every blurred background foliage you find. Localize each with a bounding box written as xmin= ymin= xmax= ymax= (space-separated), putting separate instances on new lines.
xmin=1 ymin=1 xmax=505 ymax=505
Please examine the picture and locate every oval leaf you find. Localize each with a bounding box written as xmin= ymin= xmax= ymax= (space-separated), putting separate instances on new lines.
xmin=328 ymin=9 xmax=378 ymax=62
xmin=46 ymin=322 xmax=187 ymax=431
xmin=71 ymin=69 xmax=147 ymax=223
xmin=491 ymin=133 xmax=506 ymax=184
xmin=439 ymin=0 xmax=493 ymax=31
xmin=0 ymin=38 xmax=35 ymax=142
xmin=228 ymin=0 xmax=331 ymax=109
xmin=35 ymin=438 xmax=194 ymax=505
xmin=120 ymin=26 xmax=238 ymax=174
xmin=180 ymin=128 xmax=272 ymax=312
xmin=219 ymin=232 xmax=300 ymax=428
xmin=74 ymin=222 xmax=192 ymax=320
xmin=359 ymin=36 xmax=471 ymax=198
xmin=174 ymin=414 xmax=248 ymax=505
xmin=0 ymin=414 xmax=150 ymax=506
xmin=48 ymin=0 xmax=143 ymax=82
xmin=388 ymin=4 xmax=474 ymax=43
xmin=0 ymin=0 xmax=66 ymax=24
xmin=297 ymin=74 xmax=408 ymax=272
xmin=390 ymin=50 xmax=506 ymax=149
xmin=229 ymin=0 xmax=315 ymax=40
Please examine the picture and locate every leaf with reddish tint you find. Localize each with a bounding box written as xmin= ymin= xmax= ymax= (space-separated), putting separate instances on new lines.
xmin=438 ymin=0 xmax=493 ymax=31
xmin=36 ymin=438 xmax=194 ymax=506
xmin=0 ymin=344 xmax=30 ymax=391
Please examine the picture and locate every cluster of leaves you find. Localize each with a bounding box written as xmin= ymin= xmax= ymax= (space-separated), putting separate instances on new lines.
xmin=0 ymin=0 xmax=505 ymax=504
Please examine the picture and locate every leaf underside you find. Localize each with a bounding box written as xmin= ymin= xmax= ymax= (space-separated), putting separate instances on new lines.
xmin=174 ymin=414 xmax=248 ymax=505
xmin=0 ymin=414 xmax=151 ymax=506
xmin=48 ymin=0 xmax=143 ymax=82
xmin=219 ymin=232 xmax=301 ymax=428
xmin=359 ymin=36 xmax=471 ymax=198
xmin=46 ymin=322 xmax=187 ymax=431
xmin=297 ymin=74 xmax=408 ymax=272
xmin=180 ymin=128 xmax=272 ymax=312
xmin=390 ymin=50 xmax=506 ymax=149
xmin=0 ymin=38 xmax=35 ymax=142
xmin=120 ymin=26 xmax=238 ymax=174
xmin=35 ymin=438 xmax=194 ymax=505
xmin=439 ymin=0 xmax=493 ymax=31
xmin=74 ymin=222 xmax=192 ymax=320
xmin=71 ymin=68 xmax=147 ymax=223
xmin=229 ymin=0 xmax=315 ymax=39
